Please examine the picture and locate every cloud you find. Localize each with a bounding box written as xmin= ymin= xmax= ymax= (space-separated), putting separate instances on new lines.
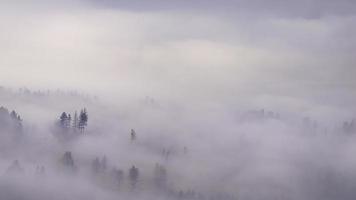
xmin=0 ymin=0 xmax=355 ymax=115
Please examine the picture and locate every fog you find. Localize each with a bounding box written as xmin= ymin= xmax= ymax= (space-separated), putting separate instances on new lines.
xmin=0 ymin=1 xmax=356 ymax=200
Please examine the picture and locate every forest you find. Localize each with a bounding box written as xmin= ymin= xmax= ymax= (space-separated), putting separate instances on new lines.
xmin=0 ymin=87 xmax=355 ymax=200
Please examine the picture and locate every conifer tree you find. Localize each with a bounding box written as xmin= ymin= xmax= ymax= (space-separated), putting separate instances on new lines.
xmin=129 ymin=165 xmax=139 ymax=189
xmin=154 ymin=163 xmax=167 ymax=189
xmin=78 ymin=108 xmax=88 ymax=132
xmin=72 ymin=111 xmax=79 ymax=131
xmin=60 ymin=112 xmax=68 ymax=128
xmin=131 ymin=129 xmax=136 ymax=141
xmin=61 ymin=151 xmax=76 ymax=172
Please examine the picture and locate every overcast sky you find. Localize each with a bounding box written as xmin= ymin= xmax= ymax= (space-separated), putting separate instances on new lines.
xmin=0 ymin=0 xmax=355 ymax=114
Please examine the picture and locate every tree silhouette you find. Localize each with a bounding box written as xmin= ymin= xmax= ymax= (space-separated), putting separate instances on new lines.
xmin=154 ymin=163 xmax=167 ymax=190
xmin=61 ymin=151 xmax=76 ymax=172
xmin=129 ymin=165 xmax=139 ymax=189
xmin=131 ymin=129 xmax=136 ymax=141
xmin=72 ymin=111 xmax=79 ymax=131
xmin=60 ymin=112 xmax=68 ymax=128
xmin=78 ymin=108 xmax=88 ymax=132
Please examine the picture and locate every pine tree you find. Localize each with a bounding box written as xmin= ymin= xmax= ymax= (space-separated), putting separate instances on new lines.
xmin=92 ymin=157 xmax=100 ymax=174
xmin=131 ymin=129 xmax=136 ymax=141
xmin=154 ymin=163 xmax=167 ymax=189
xmin=66 ymin=114 xmax=72 ymax=129
xmin=78 ymin=108 xmax=88 ymax=132
xmin=61 ymin=151 xmax=76 ymax=172
xmin=10 ymin=110 xmax=22 ymax=133
xmin=10 ymin=110 xmax=17 ymax=120
xmin=60 ymin=112 xmax=68 ymax=128
xmin=129 ymin=165 xmax=139 ymax=189
xmin=72 ymin=111 xmax=79 ymax=131
xmin=111 ymin=168 xmax=124 ymax=188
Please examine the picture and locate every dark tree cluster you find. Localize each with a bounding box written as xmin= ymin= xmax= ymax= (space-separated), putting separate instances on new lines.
xmin=5 ymin=149 xmax=237 ymax=200
xmin=91 ymin=156 xmax=140 ymax=191
xmin=55 ymin=108 xmax=88 ymax=140
xmin=0 ymin=106 xmax=23 ymax=136
xmin=58 ymin=109 xmax=88 ymax=132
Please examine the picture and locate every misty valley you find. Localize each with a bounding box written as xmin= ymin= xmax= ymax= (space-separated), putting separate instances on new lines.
xmin=0 ymin=87 xmax=355 ymax=200
xmin=1 ymin=0 xmax=356 ymax=199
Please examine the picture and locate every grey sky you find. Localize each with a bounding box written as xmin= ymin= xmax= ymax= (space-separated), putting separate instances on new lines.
xmin=0 ymin=0 xmax=355 ymax=116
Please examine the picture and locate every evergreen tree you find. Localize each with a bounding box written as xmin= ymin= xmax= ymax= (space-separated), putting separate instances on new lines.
xmin=91 ymin=156 xmax=108 ymax=174
xmin=78 ymin=108 xmax=88 ymax=132
xmin=60 ymin=112 xmax=68 ymax=128
xmin=59 ymin=112 xmax=72 ymax=132
xmin=10 ymin=110 xmax=22 ymax=133
xmin=72 ymin=111 xmax=79 ymax=131
xmin=67 ymin=114 xmax=71 ymax=128
xmin=92 ymin=157 xmax=100 ymax=174
xmin=61 ymin=151 xmax=76 ymax=172
xmin=10 ymin=110 xmax=17 ymax=120
xmin=131 ymin=129 xmax=136 ymax=141
xmin=111 ymin=168 xmax=124 ymax=188
xmin=129 ymin=165 xmax=139 ymax=189
xmin=154 ymin=163 xmax=167 ymax=189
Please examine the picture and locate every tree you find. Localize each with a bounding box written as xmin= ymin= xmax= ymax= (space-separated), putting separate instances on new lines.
xmin=67 ymin=114 xmax=72 ymax=129
xmin=7 ymin=160 xmax=24 ymax=174
xmin=61 ymin=151 xmax=76 ymax=172
xmin=131 ymin=129 xmax=136 ymax=141
xmin=0 ymin=107 xmax=23 ymax=135
xmin=35 ymin=165 xmax=46 ymax=177
xmin=154 ymin=163 xmax=167 ymax=189
xmin=10 ymin=110 xmax=17 ymax=120
xmin=72 ymin=111 xmax=79 ymax=131
xmin=92 ymin=157 xmax=100 ymax=174
xmin=58 ymin=112 xmax=72 ymax=133
xmin=111 ymin=168 xmax=124 ymax=188
xmin=60 ymin=112 xmax=68 ymax=127
xmin=129 ymin=165 xmax=139 ymax=189
xmin=10 ymin=110 xmax=22 ymax=133
xmin=91 ymin=156 xmax=107 ymax=174
xmin=78 ymin=108 xmax=88 ymax=132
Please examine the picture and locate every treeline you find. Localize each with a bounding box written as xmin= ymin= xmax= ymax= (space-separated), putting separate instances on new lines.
xmin=0 ymin=86 xmax=98 ymax=102
xmin=5 ymin=152 xmax=237 ymax=200
xmin=240 ymin=109 xmax=356 ymax=135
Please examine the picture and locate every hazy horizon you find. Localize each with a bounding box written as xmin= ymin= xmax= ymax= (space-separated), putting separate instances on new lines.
xmin=0 ymin=1 xmax=355 ymax=200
